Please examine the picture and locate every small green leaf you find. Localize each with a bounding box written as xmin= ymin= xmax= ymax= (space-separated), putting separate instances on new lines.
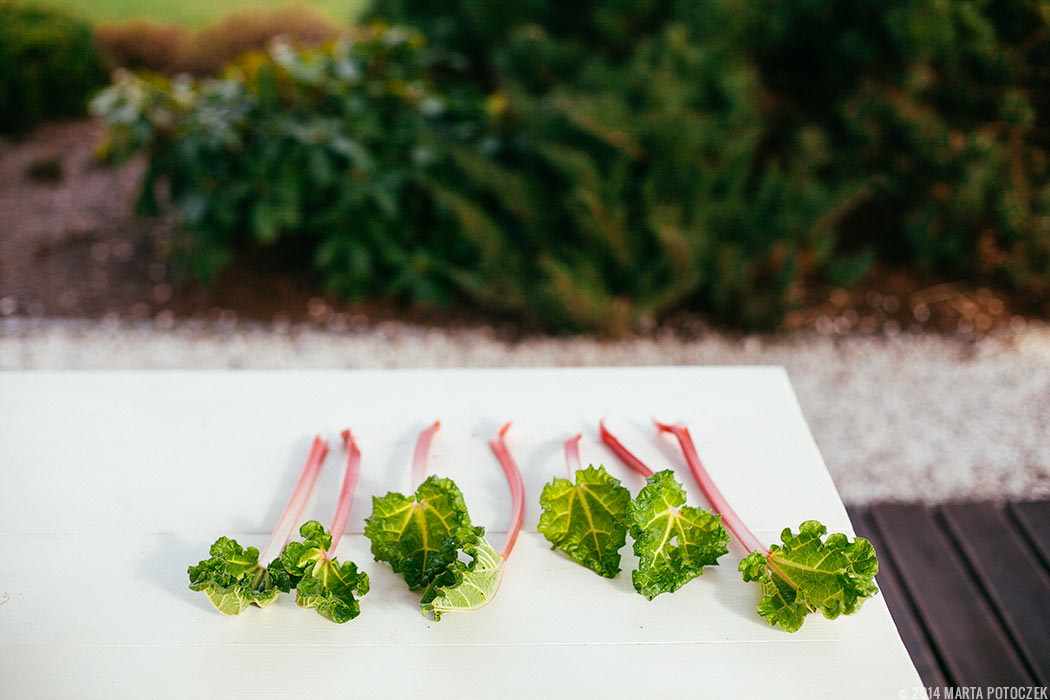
xmin=739 ymin=520 xmax=879 ymax=632
xmin=420 ymin=536 xmax=504 ymax=621
xmin=364 ymin=475 xmax=482 ymax=589
xmin=538 ymin=465 xmax=630 ymax=577
xmin=627 ymin=470 xmax=729 ymax=600
xmin=187 ymin=536 xmax=283 ymax=615
xmin=279 ymin=520 xmax=369 ymax=623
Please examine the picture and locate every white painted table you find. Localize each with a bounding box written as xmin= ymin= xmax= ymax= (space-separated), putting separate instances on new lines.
xmin=0 ymin=368 xmax=922 ymax=699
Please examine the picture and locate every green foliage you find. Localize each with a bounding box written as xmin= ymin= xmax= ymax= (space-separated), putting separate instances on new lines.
xmin=93 ymin=27 xmax=478 ymax=302
xmin=277 ymin=521 xmax=369 ymax=623
xmin=627 ymin=470 xmax=729 ymax=600
xmin=98 ymin=1 xmax=1050 ymax=331
xmin=0 ymin=1 xmax=105 ymax=133
xmin=420 ymin=535 xmax=503 ymax=620
xmin=369 ymin=0 xmax=1050 ymax=329
xmin=364 ymin=474 xmax=483 ymax=589
xmin=739 ymin=520 xmax=879 ymax=632
xmin=538 ymin=465 xmax=631 ymax=578
xmin=187 ymin=535 xmax=291 ymax=615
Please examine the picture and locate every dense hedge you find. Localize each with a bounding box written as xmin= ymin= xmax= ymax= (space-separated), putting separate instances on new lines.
xmin=97 ymin=1 xmax=1050 ymax=332
xmin=368 ymin=0 xmax=1050 ymax=328
xmin=0 ymin=1 xmax=106 ymax=133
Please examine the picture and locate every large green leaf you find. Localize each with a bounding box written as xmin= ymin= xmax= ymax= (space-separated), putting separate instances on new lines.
xmin=278 ymin=521 xmax=369 ymax=624
xmin=420 ymin=535 xmax=504 ymax=620
xmin=627 ymin=470 xmax=729 ymax=600
xmin=538 ymin=465 xmax=631 ymax=577
xmin=739 ymin=520 xmax=879 ymax=632
xmin=364 ymin=475 xmax=482 ymax=589
xmin=187 ymin=536 xmax=290 ymax=615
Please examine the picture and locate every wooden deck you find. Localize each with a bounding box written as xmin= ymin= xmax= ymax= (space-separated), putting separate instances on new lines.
xmin=848 ymin=501 xmax=1050 ymax=691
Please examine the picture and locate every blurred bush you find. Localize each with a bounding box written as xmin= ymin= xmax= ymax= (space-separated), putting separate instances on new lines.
xmin=93 ymin=27 xmax=482 ymax=305
xmin=367 ymin=0 xmax=1050 ymax=328
xmin=0 ymin=1 xmax=106 ymax=133
xmin=95 ymin=1 xmax=1050 ymax=333
xmin=95 ymin=4 xmax=339 ymax=76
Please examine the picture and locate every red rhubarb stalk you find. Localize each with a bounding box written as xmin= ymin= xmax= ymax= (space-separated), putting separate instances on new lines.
xmin=598 ymin=419 xmax=655 ymax=479
xmin=489 ymin=422 xmax=525 ymax=560
xmin=325 ymin=430 xmax=362 ymax=559
xmin=653 ymin=420 xmax=768 ymax=556
xmin=412 ymin=420 xmax=440 ymax=486
xmin=259 ymin=435 xmax=329 ymax=565
xmin=564 ymin=433 xmax=582 ymax=476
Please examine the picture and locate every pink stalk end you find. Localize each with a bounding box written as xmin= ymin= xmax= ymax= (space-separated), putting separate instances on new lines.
xmin=325 ymin=430 xmax=362 ymax=558
xmin=653 ymin=420 xmax=768 ymax=556
xmin=412 ymin=420 xmax=441 ymax=487
xmin=260 ymin=435 xmax=329 ymax=564
xmin=564 ymin=433 xmax=582 ymax=477
xmin=598 ymin=420 xmax=655 ymax=479
xmin=489 ymin=422 xmax=525 ymax=560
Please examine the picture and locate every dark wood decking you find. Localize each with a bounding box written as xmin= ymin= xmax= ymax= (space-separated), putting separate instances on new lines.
xmin=847 ymin=501 xmax=1050 ymax=691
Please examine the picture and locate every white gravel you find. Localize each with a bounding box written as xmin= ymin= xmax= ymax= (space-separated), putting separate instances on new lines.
xmin=2 ymin=317 xmax=1048 ymax=504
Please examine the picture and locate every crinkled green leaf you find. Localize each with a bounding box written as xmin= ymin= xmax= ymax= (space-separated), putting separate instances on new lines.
xmin=739 ymin=520 xmax=879 ymax=632
xmin=364 ymin=475 xmax=482 ymax=589
xmin=538 ymin=465 xmax=630 ymax=577
xmin=627 ymin=470 xmax=729 ymax=600
xmin=420 ymin=535 xmax=504 ymax=621
xmin=187 ymin=536 xmax=284 ymax=615
xmin=278 ymin=520 xmax=369 ymax=623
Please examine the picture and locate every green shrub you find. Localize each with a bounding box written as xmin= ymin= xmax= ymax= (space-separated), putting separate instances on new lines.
xmin=93 ymin=27 xmax=483 ymax=305
xmin=0 ymin=1 xmax=106 ymax=133
xmin=96 ymin=2 xmax=1050 ymax=333
xmin=369 ymin=0 xmax=1050 ymax=326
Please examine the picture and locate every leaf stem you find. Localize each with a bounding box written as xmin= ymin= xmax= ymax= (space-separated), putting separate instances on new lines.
xmin=564 ymin=433 xmax=582 ymax=477
xmin=598 ymin=419 xmax=655 ymax=479
xmin=412 ymin=420 xmax=440 ymax=486
xmin=260 ymin=435 xmax=329 ymax=565
xmin=489 ymin=422 xmax=525 ymax=560
xmin=653 ymin=420 xmax=769 ymax=557
xmin=326 ymin=429 xmax=361 ymax=559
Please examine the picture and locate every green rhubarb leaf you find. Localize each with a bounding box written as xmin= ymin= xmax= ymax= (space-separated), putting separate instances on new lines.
xmin=538 ymin=465 xmax=630 ymax=577
xmin=364 ymin=475 xmax=482 ymax=589
xmin=627 ymin=470 xmax=729 ymax=600
xmin=739 ymin=520 xmax=879 ymax=632
xmin=279 ymin=520 xmax=369 ymax=623
xmin=187 ymin=536 xmax=284 ymax=615
xmin=420 ymin=535 xmax=504 ymax=621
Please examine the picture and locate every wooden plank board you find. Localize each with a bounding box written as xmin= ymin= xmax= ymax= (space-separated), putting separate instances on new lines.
xmin=847 ymin=506 xmax=949 ymax=690
xmin=1010 ymin=500 xmax=1050 ymax=572
xmin=870 ymin=504 xmax=1032 ymax=687
xmin=942 ymin=503 xmax=1050 ymax=686
xmin=0 ymin=369 xmax=924 ymax=700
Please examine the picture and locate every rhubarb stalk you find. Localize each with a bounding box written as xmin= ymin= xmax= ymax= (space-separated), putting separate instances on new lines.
xmin=324 ymin=430 xmax=361 ymax=559
xmin=653 ymin=420 xmax=768 ymax=556
xmin=599 ymin=420 xmax=655 ymax=479
xmin=489 ymin=422 xmax=525 ymax=559
xmin=259 ymin=435 xmax=329 ymax=571
xmin=412 ymin=420 xmax=440 ymax=487
xmin=564 ymin=433 xmax=582 ymax=476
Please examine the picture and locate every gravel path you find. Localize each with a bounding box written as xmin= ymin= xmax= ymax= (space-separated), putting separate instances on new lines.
xmin=2 ymin=317 xmax=1048 ymax=504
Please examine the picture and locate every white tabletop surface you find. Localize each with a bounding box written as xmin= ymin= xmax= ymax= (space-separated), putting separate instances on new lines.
xmin=0 ymin=368 xmax=923 ymax=699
